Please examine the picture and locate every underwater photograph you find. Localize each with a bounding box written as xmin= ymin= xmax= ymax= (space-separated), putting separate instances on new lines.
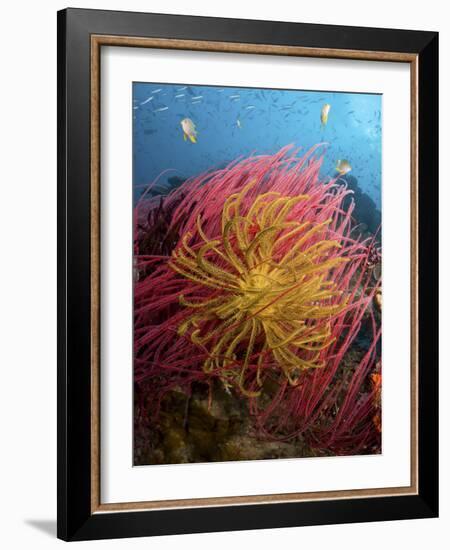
xmin=133 ymin=82 xmax=382 ymax=466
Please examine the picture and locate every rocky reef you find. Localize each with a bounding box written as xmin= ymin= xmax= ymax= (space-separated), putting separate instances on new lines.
xmin=133 ymin=146 xmax=382 ymax=465
xmin=134 ymin=381 xmax=335 ymax=465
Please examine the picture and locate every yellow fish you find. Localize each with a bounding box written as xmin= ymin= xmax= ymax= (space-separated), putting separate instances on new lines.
xmin=236 ymin=119 xmax=242 ymax=128
xmin=181 ymin=117 xmax=197 ymax=143
xmin=320 ymin=103 xmax=331 ymax=126
xmin=335 ymin=159 xmax=352 ymax=175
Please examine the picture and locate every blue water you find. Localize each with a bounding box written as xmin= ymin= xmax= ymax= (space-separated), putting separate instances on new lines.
xmin=133 ymin=82 xmax=381 ymax=208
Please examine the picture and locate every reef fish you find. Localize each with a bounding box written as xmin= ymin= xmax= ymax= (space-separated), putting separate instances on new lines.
xmin=181 ymin=118 xmax=197 ymax=143
xmin=335 ymin=159 xmax=352 ymax=175
xmin=321 ymin=103 xmax=331 ymax=126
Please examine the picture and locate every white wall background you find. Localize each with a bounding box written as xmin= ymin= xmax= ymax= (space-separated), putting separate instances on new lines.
xmin=0 ymin=1 xmax=447 ymax=548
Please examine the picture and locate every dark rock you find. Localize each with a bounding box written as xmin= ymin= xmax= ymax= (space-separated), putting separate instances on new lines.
xmin=342 ymin=174 xmax=381 ymax=235
xmin=135 ymin=381 xmax=318 ymax=465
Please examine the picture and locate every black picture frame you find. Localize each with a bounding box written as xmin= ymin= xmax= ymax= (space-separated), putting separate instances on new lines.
xmin=57 ymin=7 xmax=438 ymax=541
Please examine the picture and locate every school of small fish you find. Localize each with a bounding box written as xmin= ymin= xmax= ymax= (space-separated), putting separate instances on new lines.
xmin=133 ymin=84 xmax=382 ymax=200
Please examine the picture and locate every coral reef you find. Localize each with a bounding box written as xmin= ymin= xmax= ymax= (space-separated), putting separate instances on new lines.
xmin=134 ymin=145 xmax=382 ymax=463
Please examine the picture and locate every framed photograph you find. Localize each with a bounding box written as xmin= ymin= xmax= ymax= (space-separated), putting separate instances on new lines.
xmin=57 ymin=8 xmax=438 ymax=541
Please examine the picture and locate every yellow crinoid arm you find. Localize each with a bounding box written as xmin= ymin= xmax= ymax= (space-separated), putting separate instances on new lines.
xmin=170 ymin=183 xmax=349 ymax=396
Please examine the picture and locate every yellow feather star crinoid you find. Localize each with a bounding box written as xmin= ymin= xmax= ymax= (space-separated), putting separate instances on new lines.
xmin=169 ymin=180 xmax=349 ymax=397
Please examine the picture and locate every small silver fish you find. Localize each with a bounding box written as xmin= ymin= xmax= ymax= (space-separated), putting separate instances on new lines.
xmin=140 ymin=96 xmax=153 ymax=105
